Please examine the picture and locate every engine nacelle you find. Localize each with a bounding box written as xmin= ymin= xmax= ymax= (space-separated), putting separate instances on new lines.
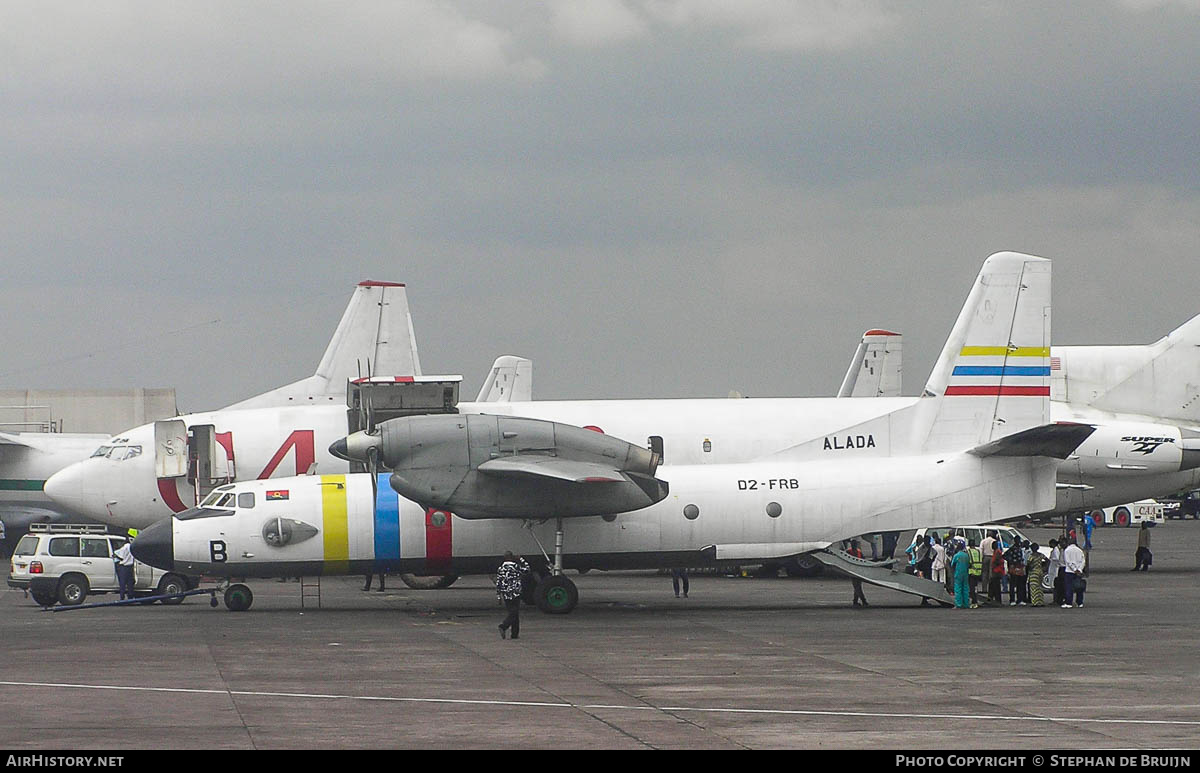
xmin=1073 ymin=421 xmax=1200 ymax=477
xmin=344 ymin=414 xmax=668 ymax=519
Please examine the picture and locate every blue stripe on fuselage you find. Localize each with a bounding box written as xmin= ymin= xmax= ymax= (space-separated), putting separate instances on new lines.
xmin=374 ymin=474 xmax=401 ymax=562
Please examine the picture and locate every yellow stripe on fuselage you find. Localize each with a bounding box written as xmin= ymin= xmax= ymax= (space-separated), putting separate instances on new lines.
xmin=959 ymin=346 xmax=1049 ymax=358
xmin=321 ymin=474 xmax=349 ymax=574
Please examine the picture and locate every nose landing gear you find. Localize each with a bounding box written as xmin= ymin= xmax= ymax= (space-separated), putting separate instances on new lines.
xmin=526 ymin=517 xmax=579 ymax=615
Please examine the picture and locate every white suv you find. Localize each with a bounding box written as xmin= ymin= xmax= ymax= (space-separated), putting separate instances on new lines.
xmin=7 ymin=524 xmax=195 ymax=607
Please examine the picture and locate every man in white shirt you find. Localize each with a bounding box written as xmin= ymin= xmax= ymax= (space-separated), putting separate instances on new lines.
xmin=1063 ymin=540 xmax=1087 ymax=608
xmin=113 ymin=538 xmax=136 ymax=600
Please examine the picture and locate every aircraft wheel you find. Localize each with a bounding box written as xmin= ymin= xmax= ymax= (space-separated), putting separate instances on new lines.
xmin=158 ymin=574 xmax=189 ymax=605
xmin=224 ymin=584 xmax=254 ymax=612
xmin=535 ymin=575 xmax=578 ymax=615
xmin=1115 ymin=508 xmax=1131 ymax=527
xmin=399 ymin=573 xmax=459 ymax=590
xmin=30 ymin=588 xmax=57 ymax=607
xmin=57 ymin=574 xmax=89 ymax=606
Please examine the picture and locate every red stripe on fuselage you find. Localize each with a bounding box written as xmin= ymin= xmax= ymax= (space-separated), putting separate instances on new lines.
xmin=944 ymin=386 xmax=1050 ymax=396
xmin=425 ymin=508 xmax=453 ymax=573
xmin=157 ymin=478 xmax=189 ymax=514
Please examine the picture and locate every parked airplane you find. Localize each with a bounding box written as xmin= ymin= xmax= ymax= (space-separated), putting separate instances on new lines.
xmin=41 ymin=281 xmax=457 ymax=530
xmin=132 ymin=252 xmax=1097 ymax=611
xmin=0 ymin=432 xmax=109 ymax=553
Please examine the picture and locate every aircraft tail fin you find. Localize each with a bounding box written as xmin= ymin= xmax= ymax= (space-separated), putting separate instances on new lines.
xmin=837 ymin=330 xmax=902 ymax=398
xmin=1055 ymin=313 xmax=1200 ymax=424
xmin=915 ymin=252 xmax=1052 ymax=454
xmin=475 ymin=356 xmax=533 ymax=402
xmin=225 ymin=281 xmax=421 ymax=411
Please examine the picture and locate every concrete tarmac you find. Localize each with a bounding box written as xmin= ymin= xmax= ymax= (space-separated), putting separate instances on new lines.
xmin=2 ymin=522 xmax=1197 ymax=749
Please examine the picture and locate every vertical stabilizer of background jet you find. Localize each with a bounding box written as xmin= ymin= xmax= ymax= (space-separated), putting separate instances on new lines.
xmin=837 ymin=330 xmax=902 ymax=398
xmin=475 ymin=356 xmax=533 ymax=402
xmin=224 ymin=281 xmax=421 ymax=411
xmin=1055 ymin=313 xmax=1200 ymax=425
xmin=915 ymin=252 xmax=1052 ymax=454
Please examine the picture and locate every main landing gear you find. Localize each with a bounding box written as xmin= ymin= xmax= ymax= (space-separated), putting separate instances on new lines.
xmin=526 ymin=517 xmax=579 ymax=615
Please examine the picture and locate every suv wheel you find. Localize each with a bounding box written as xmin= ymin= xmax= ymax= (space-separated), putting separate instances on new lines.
xmin=157 ymin=574 xmax=188 ymax=605
xmin=57 ymin=574 xmax=89 ymax=606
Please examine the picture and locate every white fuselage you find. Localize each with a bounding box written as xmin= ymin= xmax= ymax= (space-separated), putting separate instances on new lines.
xmin=161 ymin=447 xmax=1058 ymax=578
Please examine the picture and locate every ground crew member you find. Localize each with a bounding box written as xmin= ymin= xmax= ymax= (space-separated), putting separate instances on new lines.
xmin=113 ymin=537 xmax=136 ymax=600
xmin=966 ymin=539 xmax=982 ymax=609
xmin=496 ymin=551 xmax=530 ymax=640
xmin=1133 ymin=521 xmax=1152 ymax=571
xmin=847 ymin=540 xmax=869 ymax=607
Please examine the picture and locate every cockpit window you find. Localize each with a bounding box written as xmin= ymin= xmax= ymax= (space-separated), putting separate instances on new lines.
xmin=176 ymin=507 xmax=236 ymax=521
xmin=89 ymin=445 xmax=143 ymax=461
xmin=238 ymin=492 xmax=255 ymax=509
xmin=200 ymin=491 xmax=236 ymax=508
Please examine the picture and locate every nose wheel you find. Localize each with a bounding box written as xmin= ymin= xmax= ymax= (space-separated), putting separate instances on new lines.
xmin=534 ymin=574 xmax=578 ymax=614
xmin=223 ymin=583 xmax=254 ymax=611
xmin=525 ymin=516 xmax=579 ymax=614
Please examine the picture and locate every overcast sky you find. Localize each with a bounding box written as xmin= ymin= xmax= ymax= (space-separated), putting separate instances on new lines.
xmin=2 ymin=1 xmax=1198 ymax=414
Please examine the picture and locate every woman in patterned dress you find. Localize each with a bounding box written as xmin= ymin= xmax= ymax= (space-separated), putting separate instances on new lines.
xmin=1026 ymin=543 xmax=1047 ymax=607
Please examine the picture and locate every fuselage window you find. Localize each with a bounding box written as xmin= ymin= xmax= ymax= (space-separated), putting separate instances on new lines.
xmin=238 ymin=492 xmax=255 ymax=509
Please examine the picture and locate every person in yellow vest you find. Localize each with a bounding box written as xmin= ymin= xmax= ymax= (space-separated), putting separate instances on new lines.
xmin=966 ymin=539 xmax=983 ymax=609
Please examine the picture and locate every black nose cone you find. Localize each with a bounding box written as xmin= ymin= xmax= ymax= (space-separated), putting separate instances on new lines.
xmin=132 ymin=518 xmax=174 ymax=571
xmin=329 ymin=438 xmax=350 ymax=461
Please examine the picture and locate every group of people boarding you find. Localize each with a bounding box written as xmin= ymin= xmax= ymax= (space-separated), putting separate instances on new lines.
xmin=909 ymin=530 xmax=1088 ymax=609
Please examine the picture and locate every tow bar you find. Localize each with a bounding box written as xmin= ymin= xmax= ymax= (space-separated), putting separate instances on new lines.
xmin=43 ymin=588 xmax=220 ymax=612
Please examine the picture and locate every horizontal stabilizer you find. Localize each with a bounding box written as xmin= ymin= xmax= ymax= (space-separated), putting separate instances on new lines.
xmin=968 ymin=423 xmax=1095 ymax=460
xmin=478 ymin=456 xmax=625 ymax=483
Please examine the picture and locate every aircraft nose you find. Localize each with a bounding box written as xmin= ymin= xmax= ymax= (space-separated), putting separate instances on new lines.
xmin=43 ymin=463 xmax=89 ymax=515
xmin=132 ymin=518 xmax=174 ymax=571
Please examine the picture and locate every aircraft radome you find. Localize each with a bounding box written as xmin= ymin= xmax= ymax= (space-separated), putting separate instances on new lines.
xmin=132 ymin=251 xmax=1099 ymax=612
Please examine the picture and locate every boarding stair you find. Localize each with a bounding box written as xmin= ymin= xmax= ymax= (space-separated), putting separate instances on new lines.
xmin=809 ymin=549 xmax=954 ymax=606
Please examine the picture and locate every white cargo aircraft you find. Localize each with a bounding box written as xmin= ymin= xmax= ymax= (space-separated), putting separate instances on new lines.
xmin=132 ymin=252 xmax=1101 ymax=611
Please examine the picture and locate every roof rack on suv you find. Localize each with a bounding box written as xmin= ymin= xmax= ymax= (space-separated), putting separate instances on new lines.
xmin=28 ymin=523 xmax=112 ymax=535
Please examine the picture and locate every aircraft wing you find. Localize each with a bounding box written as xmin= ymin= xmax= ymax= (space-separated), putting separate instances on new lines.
xmin=968 ymin=423 xmax=1096 ymax=460
xmin=478 ymin=456 xmax=626 ymax=483
xmin=0 ymin=432 xmax=32 ymax=447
